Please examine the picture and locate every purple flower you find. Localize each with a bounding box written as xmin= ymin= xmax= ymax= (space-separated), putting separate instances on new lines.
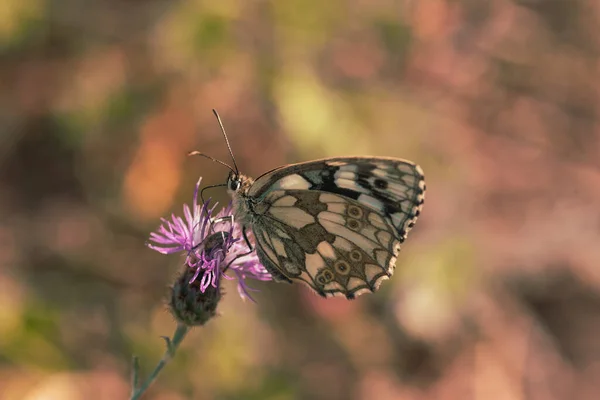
xmin=147 ymin=177 xmax=271 ymax=302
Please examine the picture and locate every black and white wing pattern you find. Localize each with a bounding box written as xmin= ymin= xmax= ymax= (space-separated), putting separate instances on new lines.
xmin=230 ymin=157 xmax=425 ymax=299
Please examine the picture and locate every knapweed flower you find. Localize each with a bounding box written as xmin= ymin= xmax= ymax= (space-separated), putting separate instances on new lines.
xmin=147 ymin=177 xmax=272 ymax=309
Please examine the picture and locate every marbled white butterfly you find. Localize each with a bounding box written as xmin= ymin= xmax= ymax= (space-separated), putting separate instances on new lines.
xmin=193 ymin=111 xmax=425 ymax=299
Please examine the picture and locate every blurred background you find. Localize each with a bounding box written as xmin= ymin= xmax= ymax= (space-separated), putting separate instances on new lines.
xmin=2 ymin=0 xmax=600 ymax=399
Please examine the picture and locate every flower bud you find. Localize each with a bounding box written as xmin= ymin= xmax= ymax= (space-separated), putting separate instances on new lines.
xmin=169 ymin=265 xmax=222 ymax=327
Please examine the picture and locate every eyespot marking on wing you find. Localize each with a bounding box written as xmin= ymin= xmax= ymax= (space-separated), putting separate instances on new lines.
xmin=333 ymin=259 xmax=351 ymax=275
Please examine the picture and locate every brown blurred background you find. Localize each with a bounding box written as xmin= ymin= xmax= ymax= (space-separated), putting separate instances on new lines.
xmin=1 ymin=0 xmax=600 ymax=399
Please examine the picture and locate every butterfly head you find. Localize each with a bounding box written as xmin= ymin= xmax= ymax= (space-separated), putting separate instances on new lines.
xmin=225 ymin=171 xmax=255 ymax=225
xmin=226 ymin=171 xmax=253 ymax=195
xmin=226 ymin=171 xmax=242 ymax=192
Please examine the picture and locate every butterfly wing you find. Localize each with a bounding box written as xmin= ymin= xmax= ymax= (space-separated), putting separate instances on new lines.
xmin=246 ymin=157 xmax=425 ymax=298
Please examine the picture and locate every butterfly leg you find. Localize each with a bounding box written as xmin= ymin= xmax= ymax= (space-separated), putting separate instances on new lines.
xmin=241 ymin=225 xmax=253 ymax=252
xmin=211 ymin=215 xmax=234 ymax=225
xmin=221 ymin=225 xmax=255 ymax=274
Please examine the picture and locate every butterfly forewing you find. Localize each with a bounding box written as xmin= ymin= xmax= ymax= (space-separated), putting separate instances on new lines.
xmin=249 ymin=157 xmax=425 ymax=239
xmin=233 ymin=157 xmax=425 ymax=299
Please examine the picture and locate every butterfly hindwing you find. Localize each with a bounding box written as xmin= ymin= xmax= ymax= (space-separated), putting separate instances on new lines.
xmin=249 ymin=188 xmax=405 ymax=298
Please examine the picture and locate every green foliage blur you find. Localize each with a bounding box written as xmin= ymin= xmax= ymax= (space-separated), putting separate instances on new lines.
xmin=1 ymin=0 xmax=600 ymax=399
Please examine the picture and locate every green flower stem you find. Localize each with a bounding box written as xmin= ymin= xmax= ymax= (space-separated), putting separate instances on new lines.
xmin=130 ymin=323 xmax=190 ymax=400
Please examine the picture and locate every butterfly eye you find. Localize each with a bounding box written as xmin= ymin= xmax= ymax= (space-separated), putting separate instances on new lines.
xmin=228 ymin=176 xmax=240 ymax=191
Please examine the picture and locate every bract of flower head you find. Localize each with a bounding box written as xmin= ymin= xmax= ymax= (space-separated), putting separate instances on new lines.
xmin=147 ymin=177 xmax=272 ymax=301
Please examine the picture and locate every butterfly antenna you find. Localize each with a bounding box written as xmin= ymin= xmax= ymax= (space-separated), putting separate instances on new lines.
xmin=212 ymin=109 xmax=239 ymax=175
xmin=187 ymin=151 xmax=236 ymax=174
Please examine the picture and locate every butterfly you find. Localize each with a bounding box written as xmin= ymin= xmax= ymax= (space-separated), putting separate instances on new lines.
xmin=192 ymin=110 xmax=426 ymax=299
